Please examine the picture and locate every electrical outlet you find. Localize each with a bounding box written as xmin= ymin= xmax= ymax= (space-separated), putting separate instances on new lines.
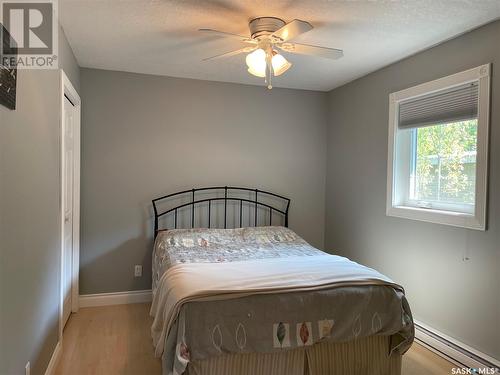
xmin=25 ymin=362 xmax=30 ymax=375
xmin=134 ymin=265 xmax=142 ymax=277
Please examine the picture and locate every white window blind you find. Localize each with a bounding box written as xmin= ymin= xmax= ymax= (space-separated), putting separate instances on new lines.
xmin=398 ymin=81 xmax=478 ymax=129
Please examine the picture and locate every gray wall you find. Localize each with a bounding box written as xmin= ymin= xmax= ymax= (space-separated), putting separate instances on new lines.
xmin=326 ymin=20 xmax=500 ymax=360
xmin=58 ymin=25 xmax=80 ymax=91
xmin=0 ymin=27 xmax=80 ymax=375
xmin=79 ymin=68 xmax=328 ymax=294
xmin=1 ymin=71 xmax=61 ymax=375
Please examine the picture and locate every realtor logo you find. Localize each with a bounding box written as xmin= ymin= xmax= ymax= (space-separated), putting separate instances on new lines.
xmin=1 ymin=0 xmax=58 ymax=69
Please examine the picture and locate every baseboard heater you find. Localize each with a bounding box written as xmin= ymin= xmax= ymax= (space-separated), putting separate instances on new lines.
xmin=414 ymin=321 xmax=499 ymax=371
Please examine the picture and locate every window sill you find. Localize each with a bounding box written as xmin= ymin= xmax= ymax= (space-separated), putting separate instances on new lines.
xmin=386 ymin=205 xmax=485 ymax=230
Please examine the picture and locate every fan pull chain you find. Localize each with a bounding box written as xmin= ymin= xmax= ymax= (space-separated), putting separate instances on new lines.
xmin=265 ymin=48 xmax=273 ymax=89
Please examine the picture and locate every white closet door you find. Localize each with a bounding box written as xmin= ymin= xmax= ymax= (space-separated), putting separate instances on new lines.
xmin=62 ymin=96 xmax=75 ymax=328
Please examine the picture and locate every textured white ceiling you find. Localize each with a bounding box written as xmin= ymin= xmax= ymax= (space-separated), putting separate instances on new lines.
xmin=59 ymin=0 xmax=500 ymax=91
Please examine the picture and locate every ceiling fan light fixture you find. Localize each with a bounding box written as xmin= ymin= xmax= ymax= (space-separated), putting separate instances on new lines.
xmin=271 ymin=53 xmax=291 ymax=76
xmin=246 ymin=48 xmax=266 ymax=77
xmin=247 ymin=67 xmax=266 ymax=78
xmin=200 ymin=17 xmax=344 ymax=89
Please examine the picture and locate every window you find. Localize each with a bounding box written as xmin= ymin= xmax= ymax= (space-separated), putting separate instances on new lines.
xmin=387 ymin=64 xmax=490 ymax=230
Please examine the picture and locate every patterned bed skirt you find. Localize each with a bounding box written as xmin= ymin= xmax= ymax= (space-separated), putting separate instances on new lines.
xmin=180 ymin=335 xmax=402 ymax=375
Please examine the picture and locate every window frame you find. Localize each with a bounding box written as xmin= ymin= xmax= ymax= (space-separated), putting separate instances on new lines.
xmin=386 ymin=64 xmax=491 ymax=230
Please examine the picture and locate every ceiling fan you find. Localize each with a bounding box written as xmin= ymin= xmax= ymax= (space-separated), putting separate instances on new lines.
xmin=199 ymin=17 xmax=343 ymax=89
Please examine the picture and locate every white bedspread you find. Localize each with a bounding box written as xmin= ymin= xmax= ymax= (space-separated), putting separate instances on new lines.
xmin=150 ymin=253 xmax=403 ymax=357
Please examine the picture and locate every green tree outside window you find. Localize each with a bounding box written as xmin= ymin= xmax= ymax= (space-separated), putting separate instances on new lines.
xmin=414 ymin=120 xmax=477 ymax=204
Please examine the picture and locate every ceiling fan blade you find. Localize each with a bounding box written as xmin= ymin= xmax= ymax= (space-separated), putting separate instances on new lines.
xmin=203 ymin=46 xmax=256 ymax=61
xmin=279 ymin=42 xmax=344 ymax=60
xmin=199 ymin=28 xmax=254 ymax=43
xmin=272 ymin=19 xmax=313 ymax=42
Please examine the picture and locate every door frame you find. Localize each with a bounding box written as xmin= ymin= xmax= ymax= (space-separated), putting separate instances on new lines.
xmin=59 ymin=70 xmax=81 ymax=342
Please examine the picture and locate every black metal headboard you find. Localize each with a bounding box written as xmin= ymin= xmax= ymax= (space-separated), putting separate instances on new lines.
xmin=152 ymin=186 xmax=290 ymax=238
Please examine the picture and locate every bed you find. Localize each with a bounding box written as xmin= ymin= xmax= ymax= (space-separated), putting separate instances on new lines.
xmin=150 ymin=187 xmax=414 ymax=375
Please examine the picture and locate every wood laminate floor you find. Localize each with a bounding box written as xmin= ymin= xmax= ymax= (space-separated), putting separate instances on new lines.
xmin=55 ymin=303 xmax=455 ymax=375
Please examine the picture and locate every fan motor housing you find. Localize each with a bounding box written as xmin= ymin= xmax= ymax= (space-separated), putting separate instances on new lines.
xmin=249 ymin=17 xmax=285 ymax=39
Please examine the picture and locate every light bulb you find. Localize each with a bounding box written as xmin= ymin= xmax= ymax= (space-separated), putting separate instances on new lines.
xmin=246 ymin=49 xmax=266 ymax=77
xmin=271 ymin=53 xmax=292 ymax=76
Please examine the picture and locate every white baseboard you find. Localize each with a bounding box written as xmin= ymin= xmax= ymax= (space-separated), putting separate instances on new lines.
xmin=414 ymin=320 xmax=499 ymax=371
xmin=44 ymin=341 xmax=61 ymax=375
xmin=79 ymin=289 xmax=152 ymax=308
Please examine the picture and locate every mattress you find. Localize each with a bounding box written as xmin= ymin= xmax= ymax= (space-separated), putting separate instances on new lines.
xmin=151 ymin=226 xmax=414 ymax=375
